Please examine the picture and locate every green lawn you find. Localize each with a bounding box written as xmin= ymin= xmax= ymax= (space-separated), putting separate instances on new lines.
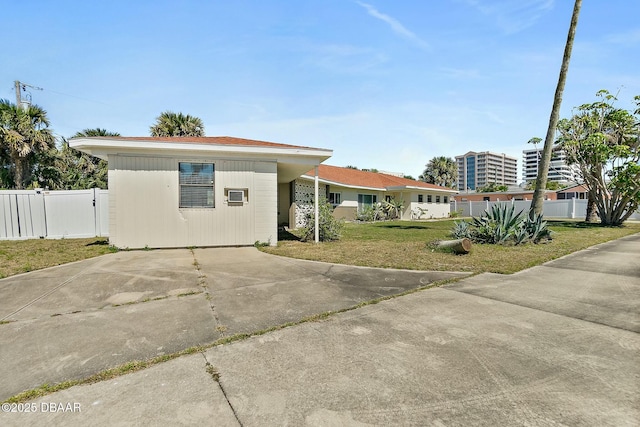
xmin=0 ymin=220 xmax=637 ymax=279
xmin=0 ymin=238 xmax=116 ymax=279
xmin=261 ymin=220 xmax=640 ymax=274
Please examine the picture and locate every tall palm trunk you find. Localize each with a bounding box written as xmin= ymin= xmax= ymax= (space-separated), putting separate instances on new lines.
xmin=12 ymin=154 xmax=27 ymax=189
xmin=531 ymin=0 xmax=582 ymax=217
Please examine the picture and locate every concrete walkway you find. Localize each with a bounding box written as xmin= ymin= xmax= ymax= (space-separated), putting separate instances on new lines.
xmin=1 ymin=235 xmax=639 ymax=426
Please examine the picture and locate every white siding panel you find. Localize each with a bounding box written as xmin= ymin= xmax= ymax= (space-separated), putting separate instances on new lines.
xmin=110 ymin=155 xmax=277 ymax=248
xmin=110 ymin=155 xmax=186 ymax=248
xmin=216 ymin=160 xmax=255 ymax=246
xmin=108 ymin=161 xmax=117 ymax=245
xmin=254 ymin=161 xmax=278 ymax=245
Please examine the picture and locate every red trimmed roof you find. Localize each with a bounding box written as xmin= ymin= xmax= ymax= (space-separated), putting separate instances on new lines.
xmin=81 ymin=136 xmax=322 ymax=150
xmin=305 ymin=164 xmax=456 ymax=192
xmin=557 ymin=184 xmax=588 ymax=193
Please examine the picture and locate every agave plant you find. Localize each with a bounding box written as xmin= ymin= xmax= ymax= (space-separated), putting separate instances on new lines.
xmin=523 ymin=212 xmax=552 ymax=243
xmin=471 ymin=204 xmax=524 ymax=244
xmin=453 ymin=203 xmax=552 ymax=245
xmin=451 ymin=220 xmax=471 ymax=239
xmin=513 ymin=224 xmax=530 ymax=245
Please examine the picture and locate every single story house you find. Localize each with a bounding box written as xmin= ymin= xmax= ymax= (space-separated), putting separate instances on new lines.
xmin=452 ymin=189 xmax=557 ymax=202
xmin=556 ymin=183 xmax=588 ymax=199
xmin=282 ymin=164 xmax=458 ymax=227
xmin=70 ymin=136 xmax=331 ymax=248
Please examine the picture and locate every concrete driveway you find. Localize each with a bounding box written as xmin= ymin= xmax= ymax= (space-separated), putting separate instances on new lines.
xmin=1 ymin=235 xmax=638 ymax=426
xmin=0 ymin=247 xmax=466 ymax=402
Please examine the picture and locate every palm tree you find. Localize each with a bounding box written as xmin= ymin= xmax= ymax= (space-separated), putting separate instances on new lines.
xmin=530 ymin=0 xmax=582 ymax=216
xmin=149 ymin=111 xmax=205 ymax=137
xmin=73 ymin=128 xmax=120 ymax=138
xmin=58 ymin=128 xmax=121 ymax=189
xmin=0 ymin=99 xmax=55 ymax=189
xmin=419 ymin=156 xmax=457 ymax=188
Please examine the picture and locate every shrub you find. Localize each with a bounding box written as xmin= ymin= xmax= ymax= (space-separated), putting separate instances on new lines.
xmin=357 ymin=199 xmax=405 ymax=222
xmin=356 ymin=205 xmax=376 ymax=222
xmin=451 ymin=204 xmax=551 ymax=245
xmin=356 ymin=204 xmax=385 ymax=222
xmin=301 ymin=198 xmax=344 ymax=242
xmin=449 ymin=209 xmax=463 ymax=218
xmin=381 ymin=198 xmax=405 ymax=220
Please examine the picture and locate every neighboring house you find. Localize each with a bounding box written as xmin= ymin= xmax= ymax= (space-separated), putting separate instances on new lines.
xmin=70 ymin=136 xmax=331 ymax=248
xmin=556 ymin=183 xmax=588 ymax=200
xmin=283 ymin=165 xmax=458 ymax=227
xmin=453 ymin=189 xmax=557 ymax=202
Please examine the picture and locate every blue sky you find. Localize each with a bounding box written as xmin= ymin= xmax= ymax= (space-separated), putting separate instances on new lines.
xmin=3 ymin=0 xmax=639 ymax=179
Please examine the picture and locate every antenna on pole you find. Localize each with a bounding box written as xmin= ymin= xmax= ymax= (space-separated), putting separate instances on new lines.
xmin=14 ymin=80 xmax=43 ymax=110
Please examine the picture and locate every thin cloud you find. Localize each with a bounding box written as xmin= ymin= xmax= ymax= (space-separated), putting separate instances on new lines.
xmin=356 ymin=1 xmax=430 ymax=50
xmin=461 ymin=0 xmax=555 ymax=34
xmin=304 ymin=43 xmax=389 ymax=74
xmin=440 ymin=67 xmax=482 ymax=79
xmin=606 ymin=29 xmax=640 ymax=46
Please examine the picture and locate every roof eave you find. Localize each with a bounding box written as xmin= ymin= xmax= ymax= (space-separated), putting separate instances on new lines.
xmin=69 ymin=138 xmax=333 ymax=162
xmin=299 ymin=175 xmax=384 ymax=191
xmin=386 ymin=185 xmax=458 ymax=193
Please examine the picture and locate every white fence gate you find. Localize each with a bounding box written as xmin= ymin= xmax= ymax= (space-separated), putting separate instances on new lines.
xmin=450 ymin=199 xmax=640 ymax=221
xmin=0 ymin=189 xmax=109 ymax=240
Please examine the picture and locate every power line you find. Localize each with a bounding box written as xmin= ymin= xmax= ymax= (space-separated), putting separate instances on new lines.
xmin=44 ymin=88 xmax=114 ymax=107
xmin=12 ymin=80 xmax=114 ymax=107
xmin=14 ymin=80 xmax=43 ymax=109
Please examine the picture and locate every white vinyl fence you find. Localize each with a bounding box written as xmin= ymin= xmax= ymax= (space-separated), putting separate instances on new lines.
xmin=0 ymin=189 xmax=108 ymax=240
xmin=450 ymin=199 xmax=640 ymax=221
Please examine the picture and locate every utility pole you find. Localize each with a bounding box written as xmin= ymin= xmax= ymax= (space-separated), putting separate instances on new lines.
xmin=14 ymin=80 xmax=43 ymax=110
xmin=14 ymin=80 xmax=21 ymax=106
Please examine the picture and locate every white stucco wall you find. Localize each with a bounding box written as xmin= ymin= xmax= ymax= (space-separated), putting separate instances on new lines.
xmin=108 ymin=155 xmax=277 ymax=248
xmin=318 ymin=183 xmax=453 ymax=219
xmin=406 ymin=191 xmax=452 ymax=219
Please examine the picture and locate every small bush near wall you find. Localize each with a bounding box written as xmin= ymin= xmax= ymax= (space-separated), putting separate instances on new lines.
xmin=301 ymin=198 xmax=344 ymax=242
xmin=356 ymin=199 xmax=405 ymax=222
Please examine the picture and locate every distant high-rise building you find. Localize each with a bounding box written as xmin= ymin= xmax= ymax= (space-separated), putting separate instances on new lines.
xmin=455 ymin=151 xmax=518 ymax=191
xmin=522 ymin=145 xmax=578 ymax=184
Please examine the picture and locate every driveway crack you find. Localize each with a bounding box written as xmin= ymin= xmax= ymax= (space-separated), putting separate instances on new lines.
xmin=201 ymin=352 xmax=243 ymax=426
xmin=190 ymin=249 xmax=226 ymax=336
xmin=1 ymin=269 xmax=86 ymax=321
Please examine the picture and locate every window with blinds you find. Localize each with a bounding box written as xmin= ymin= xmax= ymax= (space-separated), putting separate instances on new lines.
xmin=179 ymin=162 xmax=214 ymax=208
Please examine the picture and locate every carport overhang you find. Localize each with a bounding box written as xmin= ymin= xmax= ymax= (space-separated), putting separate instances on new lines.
xmin=69 ymin=137 xmax=332 ymax=184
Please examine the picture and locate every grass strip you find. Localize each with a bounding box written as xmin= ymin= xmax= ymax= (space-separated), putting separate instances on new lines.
xmin=262 ymin=220 xmax=640 ymax=274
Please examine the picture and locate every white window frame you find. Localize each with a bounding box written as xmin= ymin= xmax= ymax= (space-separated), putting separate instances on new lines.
xmin=357 ymin=194 xmax=378 ymax=212
xmin=179 ymin=162 xmax=215 ymax=208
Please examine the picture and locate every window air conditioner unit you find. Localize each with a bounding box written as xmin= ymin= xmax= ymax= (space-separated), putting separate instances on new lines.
xmin=228 ymin=190 xmax=244 ymax=203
